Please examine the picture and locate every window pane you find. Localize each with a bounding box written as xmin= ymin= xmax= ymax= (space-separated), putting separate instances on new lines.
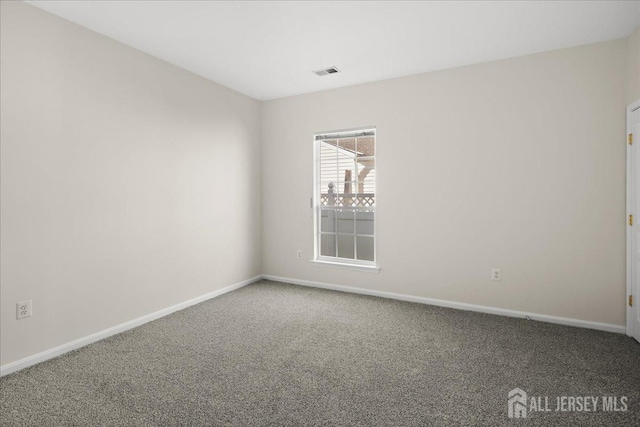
xmin=356 ymin=236 xmax=374 ymax=261
xmin=320 ymin=182 xmax=338 ymax=206
xmin=356 ymin=159 xmax=375 ymax=195
xmin=356 ymin=136 xmax=375 ymax=157
xmin=320 ymin=180 xmax=335 ymax=193
xmin=337 ymin=159 xmax=355 ymax=187
xmin=338 ymin=137 xmax=356 ymax=153
xmin=337 ymin=235 xmax=355 ymax=259
xmin=320 ymin=209 xmax=336 ymax=233
xmin=336 ymin=182 xmax=357 ymax=206
xmin=321 ymin=234 xmax=336 ymax=257
xmin=320 ymin=141 xmax=339 ymax=185
xmin=336 ymin=181 xmax=357 ymax=194
xmin=355 ymin=211 xmax=374 ymax=235
xmin=336 ymin=210 xmax=354 ymax=234
xmin=337 ymin=138 xmax=356 ymax=193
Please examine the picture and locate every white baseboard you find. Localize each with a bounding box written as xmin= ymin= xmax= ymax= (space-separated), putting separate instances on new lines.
xmin=0 ymin=275 xmax=262 ymax=377
xmin=262 ymin=274 xmax=626 ymax=334
xmin=2 ymin=273 xmax=626 ymax=377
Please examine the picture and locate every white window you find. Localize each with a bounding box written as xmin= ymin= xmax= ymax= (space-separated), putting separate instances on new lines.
xmin=314 ymin=128 xmax=376 ymax=266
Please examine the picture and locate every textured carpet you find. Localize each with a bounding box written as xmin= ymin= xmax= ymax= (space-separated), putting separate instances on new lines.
xmin=1 ymin=280 xmax=639 ymax=426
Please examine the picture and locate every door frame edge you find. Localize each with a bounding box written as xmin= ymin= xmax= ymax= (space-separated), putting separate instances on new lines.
xmin=626 ymin=99 xmax=640 ymax=338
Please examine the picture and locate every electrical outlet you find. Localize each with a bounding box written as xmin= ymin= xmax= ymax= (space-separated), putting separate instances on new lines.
xmin=296 ymin=250 xmax=303 ymax=259
xmin=16 ymin=300 xmax=32 ymax=320
xmin=491 ymin=268 xmax=502 ymax=281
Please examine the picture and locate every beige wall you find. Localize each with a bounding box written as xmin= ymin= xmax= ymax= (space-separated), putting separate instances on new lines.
xmin=0 ymin=2 xmax=261 ymax=365
xmin=262 ymin=39 xmax=628 ymax=326
xmin=1 ymin=1 xmax=636 ymax=367
xmin=629 ymin=26 xmax=640 ymax=104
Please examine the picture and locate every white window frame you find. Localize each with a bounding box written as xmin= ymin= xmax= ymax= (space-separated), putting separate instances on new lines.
xmin=313 ymin=127 xmax=378 ymax=271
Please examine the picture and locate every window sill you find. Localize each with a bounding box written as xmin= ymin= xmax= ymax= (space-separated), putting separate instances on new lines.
xmin=311 ymin=260 xmax=380 ymax=273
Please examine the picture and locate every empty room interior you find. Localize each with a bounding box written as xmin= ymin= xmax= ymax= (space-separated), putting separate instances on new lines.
xmin=2 ymin=1 xmax=640 ymax=425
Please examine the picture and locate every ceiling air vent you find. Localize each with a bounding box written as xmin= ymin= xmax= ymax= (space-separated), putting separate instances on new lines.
xmin=313 ymin=67 xmax=340 ymax=76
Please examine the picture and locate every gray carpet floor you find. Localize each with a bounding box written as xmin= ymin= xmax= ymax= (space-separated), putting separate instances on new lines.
xmin=1 ymin=280 xmax=639 ymax=426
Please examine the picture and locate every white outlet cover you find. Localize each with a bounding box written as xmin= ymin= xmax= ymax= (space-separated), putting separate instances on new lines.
xmin=16 ymin=300 xmax=32 ymax=320
xmin=491 ymin=268 xmax=502 ymax=281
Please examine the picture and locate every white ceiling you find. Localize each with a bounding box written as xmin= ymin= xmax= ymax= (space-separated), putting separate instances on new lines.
xmin=28 ymin=1 xmax=640 ymax=101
